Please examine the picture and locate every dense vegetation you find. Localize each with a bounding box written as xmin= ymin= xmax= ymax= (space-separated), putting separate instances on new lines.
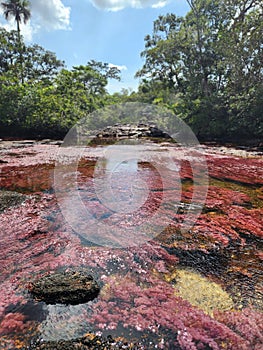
xmin=0 ymin=0 xmax=262 ymax=142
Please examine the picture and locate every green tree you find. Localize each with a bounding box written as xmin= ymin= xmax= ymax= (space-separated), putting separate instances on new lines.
xmin=0 ymin=28 xmax=64 ymax=84
xmin=23 ymin=44 xmax=64 ymax=84
xmin=136 ymin=0 xmax=263 ymax=141
xmin=1 ymin=0 xmax=30 ymax=35
xmin=0 ymin=28 xmax=20 ymax=79
xmin=72 ymin=61 xmax=121 ymax=95
xmin=1 ymin=0 xmax=31 ymax=82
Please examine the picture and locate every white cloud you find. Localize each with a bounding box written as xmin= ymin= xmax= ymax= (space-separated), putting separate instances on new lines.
xmin=152 ymin=1 xmax=167 ymax=8
xmin=89 ymin=0 xmax=169 ymax=11
xmin=31 ymin=0 xmax=71 ymax=31
xmin=0 ymin=0 xmax=71 ymax=42
xmin=109 ymin=63 xmax=128 ymax=71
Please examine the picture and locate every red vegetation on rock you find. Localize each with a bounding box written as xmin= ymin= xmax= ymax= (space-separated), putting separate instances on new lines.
xmin=0 ymin=144 xmax=262 ymax=349
xmin=0 ymin=313 xmax=32 ymax=335
xmin=207 ymin=155 xmax=263 ymax=185
xmin=89 ymin=276 xmax=259 ymax=350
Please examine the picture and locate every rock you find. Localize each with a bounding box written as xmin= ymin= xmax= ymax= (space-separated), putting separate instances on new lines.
xmin=27 ymin=334 xmax=141 ymax=350
xmin=28 ymin=271 xmax=100 ymax=305
xmin=13 ymin=140 xmax=36 ymax=145
xmin=38 ymin=139 xmax=63 ymax=145
xmin=96 ymin=123 xmax=171 ymax=140
xmin=0 ymin=190 xmax=26 ymax=213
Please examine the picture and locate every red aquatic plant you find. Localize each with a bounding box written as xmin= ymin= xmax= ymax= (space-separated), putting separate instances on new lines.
xmin=89 ymin=275 xmax=257 ymax=350
xmin=0 ymin=312 xmax=32 ymax=335
xmin=207 ymin=155 xmax=263 ymax=185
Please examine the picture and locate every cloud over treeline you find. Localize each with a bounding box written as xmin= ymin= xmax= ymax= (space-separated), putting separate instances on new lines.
xmin=89 ymin=0 xmax=169 ymax=11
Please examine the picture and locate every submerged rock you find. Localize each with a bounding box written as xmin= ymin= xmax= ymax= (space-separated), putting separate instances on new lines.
xmin=28 ymin=271 xmax=100 ymax=305
xmin=0 ymin=190 xmax=26 ymax=212
xmin=27 ymin=334 xmax=143 ymax=350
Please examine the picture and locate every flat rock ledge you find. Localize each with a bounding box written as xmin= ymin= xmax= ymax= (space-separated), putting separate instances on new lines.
xmin=28 ymin=271 xmax=100 ymax=305
xmin=96 ymin=123 xmax=171 ymax=140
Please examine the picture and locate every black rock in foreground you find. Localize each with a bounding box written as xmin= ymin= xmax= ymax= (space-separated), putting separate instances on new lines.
xmin=28 ymin=271 xmax=100 ymax=305
xmin=27 ymin=334 xmax=144 ymax=350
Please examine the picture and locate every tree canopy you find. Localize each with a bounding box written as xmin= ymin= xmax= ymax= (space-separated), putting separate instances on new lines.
xmin=1 ymin=0 xmax=31 ymax=33
xmin=0 ymin=28 xmax=122 ymax=138
xmin=136 ymin=0 xmax=263 ymax=141
xmin=0 ymin=0 xmax=262 ymax=142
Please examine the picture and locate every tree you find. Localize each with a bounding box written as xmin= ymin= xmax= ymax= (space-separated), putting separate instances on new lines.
xmin=1 ymin=0 xmax=31 ymax=82
xmin=1 ymin=0 xmax=31 ymax=37
xmin=72 ymin=61 xmax=121 ymax=95
xmin=136 ymin=0 xmax=263 ymax=141
xmin=23 ymin=44 xmax=64 ymax=83
xmin=0 ymin=28 xmax=20 ymax=79
xmin=0 ymin=28 xmax=64 ymax=84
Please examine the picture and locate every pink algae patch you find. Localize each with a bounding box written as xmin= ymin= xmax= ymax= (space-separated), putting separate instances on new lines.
xmin=0 ymin=313 xmax=32 ymax=335
xmin=228 ymin=207 xmax=263 ymax=239
xmin=207 ymin=155 xmax=263 ymax=185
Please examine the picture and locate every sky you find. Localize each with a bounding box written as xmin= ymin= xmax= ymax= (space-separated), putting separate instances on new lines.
xmin=0 ymin=0 xmax=190 ymax=93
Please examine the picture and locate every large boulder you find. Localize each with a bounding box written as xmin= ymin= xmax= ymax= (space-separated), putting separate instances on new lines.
xmin=28 ymin=271 xmax=100 ymax=305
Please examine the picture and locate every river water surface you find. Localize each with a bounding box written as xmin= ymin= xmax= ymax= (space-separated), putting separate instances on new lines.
xmin=0 ymin=141 xmax=262 ymax=349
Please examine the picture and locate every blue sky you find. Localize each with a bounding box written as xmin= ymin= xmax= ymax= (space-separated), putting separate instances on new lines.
xmin=0 ymin=0 xmax=190 ymax=92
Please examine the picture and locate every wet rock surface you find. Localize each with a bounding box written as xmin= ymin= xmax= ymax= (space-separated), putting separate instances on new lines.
xmin=28 ymin=271 xmax=100 ymax=305
xmin=0 ymin=190 xmax=26 ymax=212
xmin=0 ymin=139 xmax=62 ymax=151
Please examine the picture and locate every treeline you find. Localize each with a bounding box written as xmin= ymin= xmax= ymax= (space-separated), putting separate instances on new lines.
xmin=0 ymin=28 xmax=123 ymax=138
xmin=0 ymin=0 xmax=262 ymax=143
xmin=135 ymin=0 xmax=263 ymax=143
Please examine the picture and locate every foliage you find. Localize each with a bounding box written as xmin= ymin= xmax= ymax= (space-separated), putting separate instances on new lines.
xmin=0 ymin=0 xmax=262 ymax=141
xmin=1 ymin=0 xmax=31 ymax=83
xmin=136 ymin=0 xmax=263 ymax=141
xmin=0 ymin=27 xmax=121 ymax=138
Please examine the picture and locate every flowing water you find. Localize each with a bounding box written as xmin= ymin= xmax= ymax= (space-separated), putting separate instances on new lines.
xmin=0 ymin=141 xmax=262 ymax=349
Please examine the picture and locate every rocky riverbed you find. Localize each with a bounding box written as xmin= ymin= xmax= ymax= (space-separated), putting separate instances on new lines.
xmin=0 ymin=139 xmax=262 ymax=350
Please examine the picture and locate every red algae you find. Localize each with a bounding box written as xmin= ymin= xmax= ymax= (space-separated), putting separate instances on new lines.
xmin=0 ymin=313 xmax=33 ymax=335
xmin=206 ymin=154 xmax=263 ymax=185
xmin=0 ymin=143 xmax=262 ymax=349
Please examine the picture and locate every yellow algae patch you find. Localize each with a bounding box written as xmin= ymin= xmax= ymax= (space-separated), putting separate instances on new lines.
xmin=172 ymin=269 xmax=234 ymax=316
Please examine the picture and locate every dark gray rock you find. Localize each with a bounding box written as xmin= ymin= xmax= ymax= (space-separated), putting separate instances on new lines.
xmin=28 ymin=271 xmax=100 ymax=305
xmin=27 ymin=334 xmax=143 ymax=350
xmin=0 ymin=190 xmax=26 ymax=212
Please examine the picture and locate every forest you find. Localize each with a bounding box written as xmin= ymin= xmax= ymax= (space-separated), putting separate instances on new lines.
xmin=0 ymin=0 xmax=262 ymax=143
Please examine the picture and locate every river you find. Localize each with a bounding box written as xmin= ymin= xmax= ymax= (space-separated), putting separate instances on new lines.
xmin=0 ymin=140 xmax=262 ymax=349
